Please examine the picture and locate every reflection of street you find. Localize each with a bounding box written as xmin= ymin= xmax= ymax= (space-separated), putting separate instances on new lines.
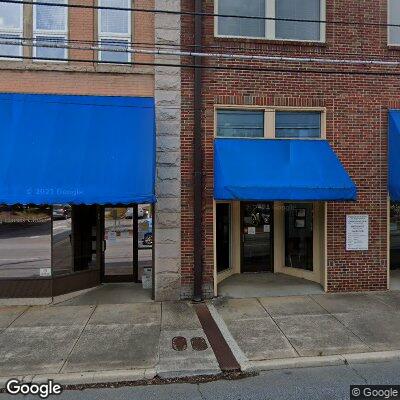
xmin=0 ymin=222 xmax=51 ymax=278
xmin=52 ymin=218 xmax=73 ymax=275
xmin=104 ymin=212 xmax=152 ymax=278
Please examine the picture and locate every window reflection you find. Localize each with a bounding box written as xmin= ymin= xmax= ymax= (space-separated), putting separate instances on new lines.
xmin=390 ymin=202 xmax=400 ymax=269
xmin=0 ymin=205 xmax=51 ymax=278
xmin=138 ymin=204 xmax=152 ymax=286
xmin=52 ymin=205 xmax=97 ymax=276
xmin=284 ymin=203 xmax=313 ymax=271
xmin=52 ymin=204 xmax=72 ymax=275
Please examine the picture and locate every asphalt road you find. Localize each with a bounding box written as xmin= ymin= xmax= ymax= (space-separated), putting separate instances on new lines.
xmin=1 ymin=361 xmax=399 ymax=400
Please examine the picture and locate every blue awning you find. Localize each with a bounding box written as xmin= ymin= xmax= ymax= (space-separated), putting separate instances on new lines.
xmin=0 ymin=93 xmax=155 ymax=205
xmin=214 ymin=138 xmax=357 ymax=201
xmin=389 ymin=110 xmax=400 ymax=201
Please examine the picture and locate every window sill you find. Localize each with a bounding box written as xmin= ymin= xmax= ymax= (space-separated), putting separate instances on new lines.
xmin=0 ymin=60 xmax=153 ymax=75
xmin=214 ymin=35 xmax=327 ymax=48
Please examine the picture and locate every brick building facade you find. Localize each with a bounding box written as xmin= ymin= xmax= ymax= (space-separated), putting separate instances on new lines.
xmin=179 ymin=0 xmax=400 ymax=298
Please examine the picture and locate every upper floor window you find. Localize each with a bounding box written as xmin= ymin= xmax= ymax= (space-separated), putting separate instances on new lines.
xmin=98 ymin=0 xmax=131 ymax=63
xmin=217 ymin=110 xmax=265 ymax=138
xmin=0 ymin=0 xmax=23 ymax=59
xmin=216 ymin=0 xmax=325 ymax=42
xmin=216 ymin=109 xmax=323 ymax=139
xmin=33 ymin=0 xmax=68 ymax=61
xmin=275 ymin=111 xmax=321 ymax=138
xmin=388 ymin=0 xmax=400 ymax=45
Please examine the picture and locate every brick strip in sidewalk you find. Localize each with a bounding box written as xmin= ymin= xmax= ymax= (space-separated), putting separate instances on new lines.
xmin=194 ymin=303 xmax=241 ymax=373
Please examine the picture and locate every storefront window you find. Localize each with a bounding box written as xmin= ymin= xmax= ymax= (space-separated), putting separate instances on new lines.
xmin=0 ymin=205 xmax=51 ymax=278
xmin=138 ymin=204 xmax=152 ymax=287
xmin=275 ymin=111 xmax=321 ymax=139
xmin=216 ymin=203 xmax=231 ymax=273
xmin=52 ymin=205 xmax=97 ymax=276
xmin=390 ymin=202 xmax=400 ymax=269
xmin=284 ymin=203 xmax=313 ymax=271
xmin=217 ymin=110 xmax=264 ymax=138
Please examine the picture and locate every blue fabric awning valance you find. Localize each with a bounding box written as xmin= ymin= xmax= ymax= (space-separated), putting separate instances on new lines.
xmin=389 ymin=110 xmax=400 ymax=201
xmin=0 ymin=93 xmax=155 ymax=205
xmin=214 ymin=138 xmax=357 ymax=201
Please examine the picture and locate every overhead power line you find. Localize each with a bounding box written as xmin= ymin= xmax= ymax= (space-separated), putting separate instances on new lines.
xmin=1 ymin=0 xmax=400 ymax=29
xmin=1 ymin=35 xmax=398 ymax=61
xmin=2 ymin=52 xmax=400 ymax=77
xmin=3 ymin=37 xmax=400 ymax=68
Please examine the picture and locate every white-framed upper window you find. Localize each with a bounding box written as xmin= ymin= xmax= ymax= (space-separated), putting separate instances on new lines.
xmin=98 ymin=0 xmax=131 ymax=63
xmin=33 ymin=0 xmax=68 ymax=61
xmin=388 ymin=0 xmax=400 ymax=45
xmin=0 ymin=0 xmax=23 ymax=60
xmin=215 ymin=0 xmax=325 ymax=42
xmin=216 ymin=108 xmax=324 ymax=139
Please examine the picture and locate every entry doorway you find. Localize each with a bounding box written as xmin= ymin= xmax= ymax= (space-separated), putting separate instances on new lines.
xmin=241 ymin=202 xmax=273 ymax=273
xmin=100 ymin=207 xmax=138 ymax=283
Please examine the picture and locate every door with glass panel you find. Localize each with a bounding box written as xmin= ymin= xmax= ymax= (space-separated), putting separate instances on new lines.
xmin=241 ymin=202 xmax=273 ymax=273
xmin=101 ymin=206 xmax=137 ymax=283
xmin=284 ymin=203 xmax=313 ymax=271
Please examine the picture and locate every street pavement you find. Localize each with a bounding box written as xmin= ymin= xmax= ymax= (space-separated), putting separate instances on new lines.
xmin=1 ymin=360 xmax=399 ymax=399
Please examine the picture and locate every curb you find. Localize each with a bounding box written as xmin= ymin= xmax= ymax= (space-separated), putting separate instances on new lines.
xmin=0 ymin=368 xmax=156 ymax=389
xmin=251 ymin=350 xmax=400 ymax=372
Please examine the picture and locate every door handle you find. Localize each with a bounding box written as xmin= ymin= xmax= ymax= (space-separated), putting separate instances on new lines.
xmin=103 ymin=239 xmax=107 ymax=252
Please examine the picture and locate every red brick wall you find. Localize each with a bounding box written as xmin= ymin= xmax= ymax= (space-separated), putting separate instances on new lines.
xmin=181 ymin=0 xmax=397 ymax=295
xmin=0 ymin=0 xmax=154 ymax=96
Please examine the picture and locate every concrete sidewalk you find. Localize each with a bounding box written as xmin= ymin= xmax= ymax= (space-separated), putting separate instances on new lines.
xmin=0 ymin=300 xmax=219 ymax=386
xmin=211 ymin=291 xmax=400 ymax=370
xmin=1 ymin=290 xmax=400 ymax=386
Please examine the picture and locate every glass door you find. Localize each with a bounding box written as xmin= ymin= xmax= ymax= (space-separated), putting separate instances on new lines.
xmin=101 ymin=206 xmax=137 ymax=282
xmin=241 ymin=202 xmax=273 ymax=273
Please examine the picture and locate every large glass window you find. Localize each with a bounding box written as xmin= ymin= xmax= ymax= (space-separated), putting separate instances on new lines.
xmin=0 ymin=0 xmax=23 ymax=59
xmin=217 ymin=0 xmax=324 ymax=42
xmin=216 ymin=203 xmax=231 ymax=273
xmin=284 ymin=203 xmax=313 ymax=271
xmin=275 ymin=0 xmax=321 ymax=41
xmin=52 ymin=205 xmax=98 ymax=276
xmin=0 ymin=206 xmax=51 ymax=278
xmin=98 ymin=0 xmax=131 ymax=63
xmin=391 ymin=202 xmax=400 ymax=269
xmin=389 ymin=0 xmax=400 ymax=45
xmin=217 ymin=0 xmax=265 ymax=38
xmin=33 ymin=0 xmax=68 ymax=61
xmin=217 ymin=110 xmax=264 ymax=138
xmin=275 ymin=111 xmax=321 ymax=139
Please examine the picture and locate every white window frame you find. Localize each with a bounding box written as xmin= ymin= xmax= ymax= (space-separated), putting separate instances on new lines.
xmin=214 ymin=106 xmax=326 ymax=140
xmin=214 ymin=0 xmax=326 ymax=43
xmin=0 ymin=0 xmax=23 ymax=60
xmin=98 ymin=0 xmax=132 ymax=63
xmin=33 ymin=0 xmax=68 ymax=62
xmin=388 ymin=0 xmax=400 ymax=46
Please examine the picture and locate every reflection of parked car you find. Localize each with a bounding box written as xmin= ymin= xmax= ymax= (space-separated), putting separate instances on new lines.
xmin=142 ymin=232 xmax=153 ymax=246
xmin=53 ymin=205 xmax=71 ymax=220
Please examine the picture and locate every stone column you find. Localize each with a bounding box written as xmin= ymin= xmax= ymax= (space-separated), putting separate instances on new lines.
xmin=154 ymin=0 xmax=181 ymax=301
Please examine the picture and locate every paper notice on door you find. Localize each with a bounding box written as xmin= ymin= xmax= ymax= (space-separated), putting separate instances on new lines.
xmin=248 ymin=227 xmax=256 ymax=235
xmin=263 ymin=225 xmax=270 ymax=233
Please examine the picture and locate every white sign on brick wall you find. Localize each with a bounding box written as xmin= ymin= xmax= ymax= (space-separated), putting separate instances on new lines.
xmin=346 ymin=215 xmax=369 ymax=251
